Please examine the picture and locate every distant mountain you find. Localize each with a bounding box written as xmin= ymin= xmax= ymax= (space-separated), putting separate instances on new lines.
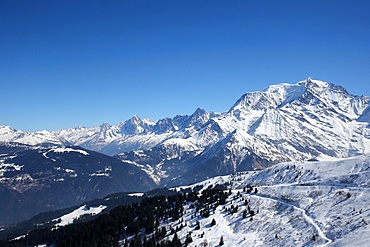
xmin=1 ymin=78 xmax=370 ymax=187
xmin=0 ymin=143 xmax=155 ymax=226
xmin=118 ymin=78 xmax=370 ymax=186
xmin=4 ymin=156 xmax=370 ymax=246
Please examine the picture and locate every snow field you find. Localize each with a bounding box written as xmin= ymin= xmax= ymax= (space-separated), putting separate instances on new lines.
xmin=160 ymin=156 xmax=370 ymax=246
xmin=53 ymin=205 xmax=107 ymax=227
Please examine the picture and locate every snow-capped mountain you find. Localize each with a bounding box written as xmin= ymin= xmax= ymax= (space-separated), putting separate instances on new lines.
xmin=0 ymin=126 xmax=64 ymax=146
xmin=118 ymin=78 xmax=370 ymax=186
xmin=1 ymin=78 xmax=370 ymax=186
xmin=5 ymin=156 xmax=370 ymax=246
xmin=46 ymin=107 xmax=219 ymax=156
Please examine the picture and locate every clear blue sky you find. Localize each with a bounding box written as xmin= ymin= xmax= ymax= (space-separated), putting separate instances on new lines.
xmin=1 ymin=0 xmax=370 ymax=131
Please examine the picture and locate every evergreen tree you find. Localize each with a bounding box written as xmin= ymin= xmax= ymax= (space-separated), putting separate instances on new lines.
xmin=185 ymin=233 xmax=193 ymax=246
xmin=219 ymin=236 xmax=224 ymax=246
xmin=195 ymin=221 xmax=201 ymax=230
xmin=171 ymin=232 xmax=181 ymax=247
xmin=210 ymin=218 xmax=216 ymax=227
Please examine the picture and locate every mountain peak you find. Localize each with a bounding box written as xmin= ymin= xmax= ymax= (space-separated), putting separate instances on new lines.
xmin=231 ymin=81 xmax=307 ymax=112
xmin=130 ymin=115 xmax=142 ymax=122
xmin=100 ymin=122 xmax=111 ymax=131
xmin=0 ymin=125 xmax=17 ymax=133
xmin=301 ymin=77 xmax=351 ymax=97
xmin=304 ymin=78 xmax=329 ymax=91
xmin=193 ymin=107 xmax=206 ymax=115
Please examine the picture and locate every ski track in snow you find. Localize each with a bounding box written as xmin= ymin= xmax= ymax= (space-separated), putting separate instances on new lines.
xmin=250 ymin=192 xmax=332 ymax=246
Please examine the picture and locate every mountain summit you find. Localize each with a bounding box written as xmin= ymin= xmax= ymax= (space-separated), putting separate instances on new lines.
xmin=1 ymin=78 xmax=370 ymax=186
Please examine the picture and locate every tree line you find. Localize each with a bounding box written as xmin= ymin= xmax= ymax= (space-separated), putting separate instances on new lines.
xmin=1 ymin=188 xmax=230 ymax=247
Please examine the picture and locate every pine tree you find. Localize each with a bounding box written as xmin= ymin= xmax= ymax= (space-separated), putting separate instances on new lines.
xmin=185 ymin=233 xmax=193 ymax=246
xmin=243 ymin=210 xmax=247 ymax=218
xmin=210 ymin=218 xmax=216 ymax=227
xmin=172 ymin=232 xmax=181 ymax=247
xmin=195 ymin=221 xmax=200 ymax=230
xmin=219 ymin=236 xmax=224 ymax=246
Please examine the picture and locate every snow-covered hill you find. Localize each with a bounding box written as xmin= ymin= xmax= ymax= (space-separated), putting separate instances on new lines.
xmin=145 ymin=155 xmax=369 ymax=246
xmin=5 ymin=156 xmax=370 ymax=246
xmin=1 ymin=78 xmax=370 ymax=186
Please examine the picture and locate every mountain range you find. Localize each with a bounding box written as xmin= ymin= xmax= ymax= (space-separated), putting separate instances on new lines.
xmin=1 ymin=78 xmax=370 ymax=185
xmin=1 ymin=77 xmax=370 ymax=226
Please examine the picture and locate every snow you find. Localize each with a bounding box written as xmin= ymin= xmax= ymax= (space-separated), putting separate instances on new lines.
xmin=42 ymin=147 xmax=89 ymax=162
xmin=11 ymin=235 xmax=26 ymax=241
xmin=89 ymin=172 xmax=109 ymax=177
xmin=53 ymin=205 xmax=107 ymax=227
xmin=2 ymin=78 xmax=370 ymax=187
xmin=161 ymin=156 xmax=370 ymax=246
xmin=0 ymin=163 xmax=23 ymax=176
xmin=0 ymin=126 xmax=20 ymax=142
xmin=5 ymin=154 xmax=370 ymax=246
xmin=51 ymin=147 xmax=89 ymax=155
xmin=128 ymin=193 xmax=144 ymax=197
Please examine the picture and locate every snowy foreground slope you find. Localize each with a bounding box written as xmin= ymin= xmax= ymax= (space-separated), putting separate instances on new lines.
xmin=8 ymin=156 xmax=370 ymax=246
xmin=159 ymin=156 xmax=370 ymax=246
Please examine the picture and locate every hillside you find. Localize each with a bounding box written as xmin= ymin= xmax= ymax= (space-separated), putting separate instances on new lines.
xmin=0 ymin=143 xmax=155 ymax=226
xmin=3 ymin=156 xmax=370 ymax=246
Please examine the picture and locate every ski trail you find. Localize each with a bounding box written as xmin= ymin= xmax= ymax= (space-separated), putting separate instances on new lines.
xmin=249 ymin=193 xmax=333 ymax=246
xmin=42 ymin=150 xmax=56 ymax=162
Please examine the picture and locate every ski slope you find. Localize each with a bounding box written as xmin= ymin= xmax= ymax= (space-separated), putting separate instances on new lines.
xmin=161 ymin=156 xmax=370 ymax=246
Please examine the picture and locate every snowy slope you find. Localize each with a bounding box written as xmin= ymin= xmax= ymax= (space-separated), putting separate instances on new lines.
xmin=157 ymin=156 xmax=370 ymax=246
xmin=4 ymin=156 xmax=370 ymax=246
xmin=52 ymin=205 xmax=107 ymax=227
